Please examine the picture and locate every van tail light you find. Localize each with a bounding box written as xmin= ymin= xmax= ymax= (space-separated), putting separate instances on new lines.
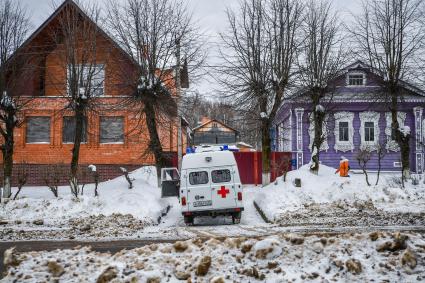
xmin=237 ymin=192 xmax=242 ymax=201
xmin=181 ymin=197 xmax=187 ymax=206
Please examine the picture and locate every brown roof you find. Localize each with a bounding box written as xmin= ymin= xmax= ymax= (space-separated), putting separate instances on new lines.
xmin=192 ymin=119 xmax=239 ymax=133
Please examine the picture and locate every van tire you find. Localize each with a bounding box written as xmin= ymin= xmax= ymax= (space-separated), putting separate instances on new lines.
xmin=232 ymin=212 xmax=241 ymax=224
xmin=184 ymin=216 xmax=194 ymax=225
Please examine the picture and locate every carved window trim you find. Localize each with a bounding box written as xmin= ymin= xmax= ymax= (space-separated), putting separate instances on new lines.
xmin=346 ymin=71 xmax=366 ymax=86
xmin=385 ymin=112 xmax=406 ymax=152
xmin=359 ymin=111 xmax=380 ymax=151
xmin=334 ymin=112 xmax=354 ymax=152
xmin=308 ymin=113 xmax=329 ymax=152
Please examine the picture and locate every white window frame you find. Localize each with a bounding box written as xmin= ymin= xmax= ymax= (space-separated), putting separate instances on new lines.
xmin=334 ymin=112 xmax=354 ymax=152
xmin=359 ymin=111 xmax=380 ymax=151
xmin=385 ymin=112 xmax=406 ymax=152
xmin=346 ymin=72 xmax=366 ymax=86
xmin=67 ymin=64 xmax=105 ymax=97
xmin=308 ymin=113 xmax=329 ymax=152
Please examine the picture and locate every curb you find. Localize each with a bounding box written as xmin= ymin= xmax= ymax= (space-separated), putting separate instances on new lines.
xmin=253 ymin=201 xmax=272 ymax=224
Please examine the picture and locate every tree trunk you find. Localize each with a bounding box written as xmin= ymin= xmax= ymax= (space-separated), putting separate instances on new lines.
xmin=2 ymin=114 xmax=15 ymax=199
xmin=310 ymin=110 xmax=324 ymax=175
xmin=144 ymin=101 xmax=166 ymax=186
xmin=376 ymin=155 xmax=381 ymax=186
xmin=390 ymin=95 xmax=410 ymax=181
xmin=261 ymin=119 xmax=271 ymax=186
xmin=70 ymin=107 xmax=85 ymax=195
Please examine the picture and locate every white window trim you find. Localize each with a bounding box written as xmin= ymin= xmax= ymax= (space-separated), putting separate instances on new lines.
xmin=346 ymin=71 xmax=366 ymax=86
xmin=359 ymin=111 xmax=380 ymax=151
xmin=385 ymin=112 xmax=406 ymax=152
xmin=308 ymin=113 xmax=329 ymax=152
xmin=334 ymin=112 xmax=354 ymax=152
xmin=66 ymin=64 xmax=105 ymax=97
xmin=277 ymin=122 xmax=284 ymax=151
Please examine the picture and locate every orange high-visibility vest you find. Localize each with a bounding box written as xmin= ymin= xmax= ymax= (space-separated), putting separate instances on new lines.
xmin=336 ymin=159 xmax=349 ymax=177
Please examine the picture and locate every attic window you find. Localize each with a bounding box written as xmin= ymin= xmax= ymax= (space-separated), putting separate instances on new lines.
xmin=347 ymin=73 xmax=365 ymax=86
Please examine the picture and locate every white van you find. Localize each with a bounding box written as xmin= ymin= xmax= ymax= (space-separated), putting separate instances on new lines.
xmin=161 ymin=150 xmax=244 ymax=225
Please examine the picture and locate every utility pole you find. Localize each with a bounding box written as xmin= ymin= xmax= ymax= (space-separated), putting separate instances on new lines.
xmin=175 ymin=38 xmax=182 ymax=171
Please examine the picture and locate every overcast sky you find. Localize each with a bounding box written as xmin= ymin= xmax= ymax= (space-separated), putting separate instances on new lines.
xmin=20 ymin=0 xmax=362 ymax=98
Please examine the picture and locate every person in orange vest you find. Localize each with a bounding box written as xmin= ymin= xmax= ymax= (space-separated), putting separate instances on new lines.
xmin=335 ymin=156 xmax=350 ymax=177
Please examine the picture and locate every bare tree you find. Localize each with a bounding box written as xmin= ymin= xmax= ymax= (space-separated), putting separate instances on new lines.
xmin=375 ymin=142 xmax=387 ymax=185
xmin=120 ymin=167 xmax=134 ymax=189
xmin=48 ymin=1 xmax=106 ymax=196
xmin=0 ymin=0 xmax=30 ymax=200
xmin=356 ymin=148 xmax=372 ymax=186
xmin=221 ymin=0 xmax=302 ymax=185
xmin=106 ymin=0 xmax=204 ymax=185
xmin=298 ymin=0 xmax=346 ymax=175
xmin=88 ymin=165 xmax=98 ymax=196
xmin=43 ymin=164 xmax=64 ymax=198
xmin=352 ymin=0 xmax=425 ymax=180
xmin=12 ymin=164 xmax=28 ymax=200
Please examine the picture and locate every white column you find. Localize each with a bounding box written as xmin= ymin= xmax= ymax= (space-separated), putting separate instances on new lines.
xmin=413 ymin=107 xmax=423 ymax=173
xmin=295 ymin=108 xmax=304 ymax=169
xmin=288 ymin=109 xmax=293 ymax=152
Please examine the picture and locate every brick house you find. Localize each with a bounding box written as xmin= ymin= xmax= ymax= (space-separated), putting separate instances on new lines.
xmin=2 ymin=0 xmax=187 ymax=185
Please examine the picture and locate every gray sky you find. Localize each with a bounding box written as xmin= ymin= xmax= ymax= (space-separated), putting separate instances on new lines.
xmin=20 ymin=0 xmax=362 ymax=97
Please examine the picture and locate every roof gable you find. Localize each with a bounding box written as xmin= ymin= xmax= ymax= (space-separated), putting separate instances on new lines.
xmin=7 ymin=0 xmax=135 ymax=69
xmin=193 ymin=119 xmax=238 ymax=133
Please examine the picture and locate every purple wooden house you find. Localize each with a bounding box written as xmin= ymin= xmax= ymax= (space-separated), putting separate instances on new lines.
xmin=274 ymin=61 xmax=425 ymax=173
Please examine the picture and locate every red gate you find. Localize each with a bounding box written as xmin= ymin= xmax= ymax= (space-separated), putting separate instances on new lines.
xmin=233 ymin=151 xmax=292 ymax=185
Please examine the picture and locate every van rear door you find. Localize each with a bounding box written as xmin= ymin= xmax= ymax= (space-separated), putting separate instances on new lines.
xmin=186 ymin=169 xmax=213 ymax=211
xmin=210 ymin=167 xmax=237 ymax=209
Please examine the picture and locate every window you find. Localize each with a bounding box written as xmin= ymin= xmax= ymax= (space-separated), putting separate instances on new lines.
xmin=67 ymin=64 xmax=105 ymax=96
xmin=63 ymin=116 xmax=87 ymax=143
xmin=348 ymin=74 xmax=364 ymax=86
xmin=364 ymin=122 xmax=375 ymax=142
xmin=212 ymin=169 xmax=231 ymax=183
xmin=334 ymin=112 xmax=354 ymax=152
xmin=26 ymin=117 xmax=50 ymax=143
xmin=100 ymin=117 xmax=124 ymax=143
xmin=338 ymin=122 xmax=349 ymax=142
xmin=189 ymin=171 xmax=208 ymax=185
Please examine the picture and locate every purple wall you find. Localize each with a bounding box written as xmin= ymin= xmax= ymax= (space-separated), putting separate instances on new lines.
xmin=274 ymin=61 xmax=425 ymax=172
xmin=277 ymin=102 xmax=420 ymax=172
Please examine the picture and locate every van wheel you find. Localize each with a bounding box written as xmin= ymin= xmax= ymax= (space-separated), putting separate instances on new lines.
xmin=184 ymin=216 xmax=194 ymax=226
xmin=232 ymin=212 xmax=241 ymax=224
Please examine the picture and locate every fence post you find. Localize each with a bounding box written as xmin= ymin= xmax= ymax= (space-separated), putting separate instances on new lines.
xmin=254 ymin=151 xmax=258 ymax=186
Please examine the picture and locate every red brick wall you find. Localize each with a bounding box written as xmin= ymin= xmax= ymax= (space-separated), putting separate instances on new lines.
xmin=4 ymin=152 xmax=177 ymax=186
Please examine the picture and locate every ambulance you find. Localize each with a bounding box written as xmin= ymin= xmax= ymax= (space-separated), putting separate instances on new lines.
xmin=161 ymin=147 xmax=244 ymax=225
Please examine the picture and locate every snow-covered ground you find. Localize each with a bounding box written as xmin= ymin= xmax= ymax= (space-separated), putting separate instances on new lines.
xmin=255 ymin=165 xmax=425 ymax=225
xmin=1 ymin=164 xmax=424 ymax=241
xmin=0 ymin=167 xmax=180 ymax=239
xmin=2 ymin=232 xmax=424 ymax=282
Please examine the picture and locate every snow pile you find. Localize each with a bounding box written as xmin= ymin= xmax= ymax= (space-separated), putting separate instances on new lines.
xmin=0 ymin=167 xmax=175 ymax=227
xmin=3 ymin=232 xmax=424 ymax=282
xmin=252 ymin=237 xmax=283 ymax=259
xmin=256 ymin=165 xmax=425 ymax=222
xmin=315 ymin=104 xmax=325 ymax=112
xmin=399 ymin=125 xmax=411 ymax=137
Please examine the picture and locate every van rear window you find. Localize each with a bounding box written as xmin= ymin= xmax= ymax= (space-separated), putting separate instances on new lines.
xmin=212 ymin=169 xmax=231 ymax=183
xmin=189 ymin=171 xmax=209 ymax=185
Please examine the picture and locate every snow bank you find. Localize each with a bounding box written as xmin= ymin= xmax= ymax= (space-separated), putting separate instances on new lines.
xmin=3 ymin=232 xmax=424 ymax=282
xmin=0 ymin=167 xmax=175 ymax=226
xmin=256 ymin=165 xmax=425 ymax=222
